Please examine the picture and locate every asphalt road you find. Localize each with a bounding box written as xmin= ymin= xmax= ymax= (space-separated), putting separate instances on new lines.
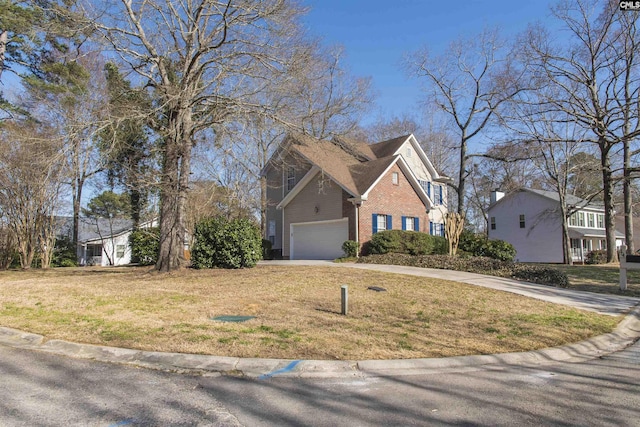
xmin=1 ymin=341 xmax=639 ymax=426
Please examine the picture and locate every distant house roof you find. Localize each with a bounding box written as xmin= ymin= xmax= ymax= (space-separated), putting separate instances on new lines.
xmin=569 ymin=227 xmax=624 ymax=239
xmin=54 ymin=216 xmax=134 ymax=243
xmin=525 ymin=188 xmax=604 ymax=210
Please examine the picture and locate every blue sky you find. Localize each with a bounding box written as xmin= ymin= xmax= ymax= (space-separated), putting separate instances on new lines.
xmin=302 ymin=0 xmax=557 ymax=125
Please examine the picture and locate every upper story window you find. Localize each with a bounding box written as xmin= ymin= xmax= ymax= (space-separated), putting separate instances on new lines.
xmin=418 ymin=179 xmax=430 ymax=197
xmin=588 ymin=213 xmax=595 ymax=228
xmin=392 ymin=172 xmax=399 ymax=185
xmin=286 ymin=167 xmax=295 ymax=191
xmin=578 ymin=212 xmax=585 ymax=227
xmin=434 ymin=184 xmax=444 ymax=206
xmin=569 ymin=211 xmax=588 ymax=228
xmin=406 ymin=147 xmax=412 ymax=157
xmin=490 ymin=217 xmax=496 ymax=230
xmin=519 ymin=214 xmax=525 ymax=229
xmin=597 ymin=214 xmax=604 ymax=229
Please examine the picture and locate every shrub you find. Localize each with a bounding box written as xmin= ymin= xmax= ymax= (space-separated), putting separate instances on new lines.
xmin=191 ymin=217 xmax=261 ymax=269
xmin=129 ymin=227 xmax=160 ymax=266
xmin=342 ymin=240 xmax=359 ymax=258
xmin=357 ymin=254 xmax=569 ymax=287
xmin=459 ymin=230 xmax=516 ymax=262
xmin=52 ymin=236 xmax=77 ymax=267
xmin=262 ymin=239 xmax=273 ymax=260
xmin=585 ymin=249 xmax=607 ymax=265
xmin=512 ymin=265 xmax=570 ymax=287
xmin=368 ymin=230 xmax=448 ymax=256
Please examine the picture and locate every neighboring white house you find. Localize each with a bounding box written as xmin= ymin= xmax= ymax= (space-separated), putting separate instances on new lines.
xmin=488 ymin=188 xmax=624 ymax=263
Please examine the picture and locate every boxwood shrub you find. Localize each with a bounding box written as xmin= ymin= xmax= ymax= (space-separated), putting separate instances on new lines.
xmin=367 ymin=230 xmax=448 ymax=256
xmin=191 ymin=217 xmax=261 ymax=269
xmin=459 ymin=230 xmax=516 ymax=262
xmin=342 ymin=240 xmax=359 ymax=258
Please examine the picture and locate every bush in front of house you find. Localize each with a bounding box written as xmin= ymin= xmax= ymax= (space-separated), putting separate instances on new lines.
xmin=52 ymin=236 xmax=77 ymax=267
xmin=511 ymin=264 xmax=570 ymax=287
xmin=342 ymin=240 xmax=359 ymax=258
xmin=129 ymin=227 xmax=160 ymax=266
xmin=459 ymin=230 xmax=516 ymax=262
xmin=367 ymin=230 xmax=448 ymax=256
xmin=191 ymin=217 xmax=261 ymax=269
xmin=585 ymin=249 xmax=607 ymax=265
xmin=357 ymin=253 xmax=569 ymax=287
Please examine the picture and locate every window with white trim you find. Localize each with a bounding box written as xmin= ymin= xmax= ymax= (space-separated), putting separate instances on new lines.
xmin=286 ymin=167 xmax=295 ymax=191
xmin=403 ymin=216 xmax=418 ymax=231
xmin=597 ymin=214 xmax=604 ymax=229
xmin=116 ymin=245 xmax=125 ymax=259
xmin=490 ymin=217 xmax=496 ymax=230
xmin=377 ymin=214 xmax=388 ymax=231
xmin=588 ymin=213 xmax=595 ymax=228
xmin=392 ymin=172 xmax=399 ymax=185
xmin=406 ymin=147 xmax=412 ymax=157
xmin=577 ymin=212 xmax=585 ymax=227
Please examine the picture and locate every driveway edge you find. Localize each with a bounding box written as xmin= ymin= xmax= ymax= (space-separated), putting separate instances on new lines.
xmin=1 ymin=304 xmax=638 ymax=379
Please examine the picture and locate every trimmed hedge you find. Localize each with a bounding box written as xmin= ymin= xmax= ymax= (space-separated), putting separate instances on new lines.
xmin=357 ymin=253 xmax=569 ymax=288
xmin=191 ymin=217 xmax=261 ymax=269
xmin=367 ymin=230 xmax=448 ymax=256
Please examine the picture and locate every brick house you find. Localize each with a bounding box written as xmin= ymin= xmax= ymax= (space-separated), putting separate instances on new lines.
xmin=262 ymin=133 xmax=450 ymax=259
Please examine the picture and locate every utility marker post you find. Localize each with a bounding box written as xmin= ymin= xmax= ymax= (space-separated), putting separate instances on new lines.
xmin=341 ymin=285 xmax=348 ymax=315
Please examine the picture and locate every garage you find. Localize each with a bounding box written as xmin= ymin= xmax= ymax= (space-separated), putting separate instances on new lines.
xmin=290 ymin=218 xmax=349 ymax=260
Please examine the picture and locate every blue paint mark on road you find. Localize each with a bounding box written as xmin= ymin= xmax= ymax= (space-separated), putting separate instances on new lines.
xmin=108 ymin=420 xmax=135 ymax=427
xmin=258 ymin=360 xmax=301 ymax=380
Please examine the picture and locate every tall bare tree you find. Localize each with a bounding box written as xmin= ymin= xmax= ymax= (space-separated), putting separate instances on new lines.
xmin=406 ymin=27 xmax=529 ymax=215
xmin=521 ymin=0 xmax=640 ymax=262
xmin=81 ymin=0 xmax=307 ymax=271
xmin=0 ymin=121 xmax=64 ymax=268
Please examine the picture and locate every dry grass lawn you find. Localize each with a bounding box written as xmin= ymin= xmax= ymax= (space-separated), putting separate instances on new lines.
xmin=542 ymin=263 xmax=640 ymax=297
xmin=0 ymin=265 xmax=619 ymax=360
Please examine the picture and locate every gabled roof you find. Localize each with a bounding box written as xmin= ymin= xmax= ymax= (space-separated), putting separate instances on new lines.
xmin=490 ymin=188 xmax=605 ymax=212
xmin=274 ymin=132 xmax=435 ymax=208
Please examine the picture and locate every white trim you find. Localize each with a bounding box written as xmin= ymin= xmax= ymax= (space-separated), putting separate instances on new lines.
xmin=290 ymin=218 xmax=348 ymax=260
xmin=276 ymin=166 xmax=320 ymax=209
xmin=397 ymin=134 xmax=443 ymax=180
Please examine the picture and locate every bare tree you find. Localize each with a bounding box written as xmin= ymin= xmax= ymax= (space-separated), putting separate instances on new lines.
xmin=0 ymin=121 xmax=64 ymax=269
xmin=81 ymin=0 xmax=307 ymax=272
xmin=521 ymin=0 xmax=640 ymax=262
xmin=406 ymin=27 xmax=529 ymax=215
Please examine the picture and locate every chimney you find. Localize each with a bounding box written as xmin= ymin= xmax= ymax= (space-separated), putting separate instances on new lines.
xmin=490 ymin=189 xmax=505 ymax=205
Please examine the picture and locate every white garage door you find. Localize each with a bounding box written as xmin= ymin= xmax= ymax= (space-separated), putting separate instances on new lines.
xmin=290 ymin=218 xmax=349 ymax=260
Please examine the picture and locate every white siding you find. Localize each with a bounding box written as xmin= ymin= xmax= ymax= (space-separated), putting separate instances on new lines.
xmin=488 ymin=192 xmax=564 ymax=263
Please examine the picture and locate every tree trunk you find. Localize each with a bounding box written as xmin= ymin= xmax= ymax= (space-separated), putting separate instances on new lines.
xmin=0 ymin=30 xmax=7 ymax=81
xmin=624 ymin=139 xmax=634 ymax=253
xmin=601 ymin=148 xmax=618 ymax=263
xmin=559 ymin=202 xmax=573 ymax=265
xmin=155 ymin=105 xmax=192 ymax=272
xmin=457 ymin=134 xmax=467 ymax=216
xmin=261 ymin=175 xmax=267 ymax=238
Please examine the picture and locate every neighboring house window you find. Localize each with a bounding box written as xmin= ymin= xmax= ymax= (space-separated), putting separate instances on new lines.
xmin=287 ymin=167 xmax=295 ymax=191
xmin=268 ymin=220 xmax=276 ymax=245
xmin=490 ymin=217 xmax=496 ymax=230
xmin=569 ymin=213 xmax=577 ymax=227
xmin=597 ymin=214 xmax=604 ymax=228
xmin=577 ymin=212 xmax=585 ymax=227
xmin=519 ymin=214 xmax=525 ymax=229
xmin=116 ymin=244 xmax=125 ymax=259
xmin=402 ymin=216 xmax=419 ymax=231
xmin=372 ymin=214 xmax=392 ymax=234
xmin=392 ymin=172 xmax=399 ymax=185
xmin=588 ymin=213 xmax=595 ymax=228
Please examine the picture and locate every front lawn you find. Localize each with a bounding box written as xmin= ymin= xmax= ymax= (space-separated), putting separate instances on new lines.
xmin=0 ymin=266 xmax=619 ymax=360
xmin=542 ymin=263 xmax=640 ymax=297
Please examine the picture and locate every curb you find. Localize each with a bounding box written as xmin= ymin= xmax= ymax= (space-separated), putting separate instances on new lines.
xmin=1 ymin=304 xmax=639 ymax=379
